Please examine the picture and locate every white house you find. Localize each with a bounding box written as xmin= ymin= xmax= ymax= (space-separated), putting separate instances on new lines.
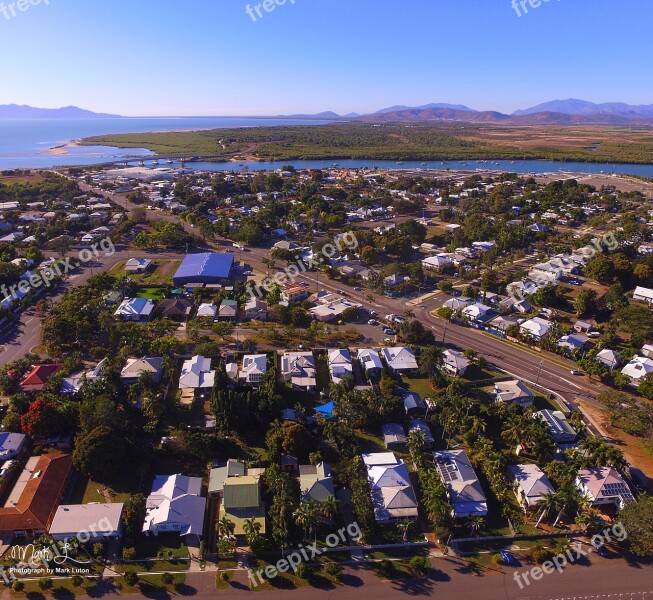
xmin=196 ymin=303 xmax=218 ymax=318
xmin=508 ymin=464 xmax=555 ymax=511
xmin=0 ymin=432 xmax=27 ymax=461
xmin=358 ymin=348 xmax=383 ymax=379
xmin=620 ymin=356 xmax=653 ymax=387
xmin=121 ymin=357 xmax=164 ymax=385
xmin=536 ymin=409 xmax=577 ymax=443
xmin=381 ymin=347 xmax=418 ymax=375
xmin=240 ymin=354 xmax=268 ymax=385
xmin=281 ymin=351 xmax=317 ymax=390
xmin=494 ymin=380 xmax=535 ymax=407
xmin=125 ymin=258 xmax=152 ymax=273
xmin=595 ymin=349 xmax=619 ymax=370
xmin=576 ymin=467 xmax=635 ymax=509
xmin=179 ymin=355 xmax=216 ymax=390
xmin=422 ymin=255 xmax=453 ymax=271
xmin=633 ymin=286 xmax=653 ymax=305
xmin=143 ymin=474 xmax=206 ymax=537
xmin=114 ymin=298 xmax=156 ymax=322
xmin=50 ymin=503 xmax=124 ymax=541
xmin=520 ymin=317 xmax=552 ymax=340
xmin=442 ymin=349 xmax=470 ymax=376
xmin=442 ymin=297 xmax=473 ymax=311
xmin=461 ymin=303 xmax=493 ymax=323
xmin=328 ymin=349 xmax=353 ymax=383
xmin=244 ymin=297 xmax=268 ymax=321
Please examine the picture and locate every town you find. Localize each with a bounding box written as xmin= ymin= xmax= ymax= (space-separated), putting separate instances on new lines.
xmin=0 ymin=161 xmax=651 ymax=596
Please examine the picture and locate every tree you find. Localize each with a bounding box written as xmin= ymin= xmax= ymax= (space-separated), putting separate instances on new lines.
xmin=73 ymin=426 xmax=129 ymax=479
xmin=243 ymin=518 xmax=262 ymax=546
xmin=161 ymin=572 xmax=174 ymax=585
xmin=124 ymin=571 xmax=138 ymax=586
xmin=574 ymin=289 xmax=598 ymax=316
xmin=418 ymin=345 xmax=445 ymax=378
xmin=619 ymin=495 xmax=653 ymax=557
xmin=21 ymin=398 xmax=62 ymax=439
xmin=217 ymin=517 xmax=235 ymax=539
xmin=122 ymin=547 xmax=137 ymax=561
xmin=466 ymin=515 xmax=485 ymax=536
xmin=122 ymin=494 xmax=146 ymax=539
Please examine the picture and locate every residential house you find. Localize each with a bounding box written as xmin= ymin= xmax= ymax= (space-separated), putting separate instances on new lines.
xmin=281 ymin=351 xmax=317 ymax=390
xmin=576 ymin=467 xmax=635 ymax=509
xmin=381 ymin=347 xmax=418 ymax=375
xmin=574 ymin=320 xmax=593 ymax=334
xmin=442 ymin=349 xmax=470 ymax=376
xmin=124 ymin=258 xmax=152 ymax=273
xmin=362 ymin=453 xmax=418 ymax=523
xmin=218 ymin=299 xmax=238 ymax=321
xmin=244 ymin=297 xmax=268 ymax=321
xmin=179 ymin=355 xmax=215 ymax=390
xmin=196 ymin=303 xmax=218 ymax=319
xmin=462 ymin=303 xmax=493 ymax=323
xmin=641 ymin=344 xmax=653 ymax=359
xmin=120 ymin=357 xmax=164 ymax=385
xmin=299 ymin=462 xmax=335 ymax=507
xmin=620 ymin=356 xmax=653 ymax=387
xmin=382 ymin=424 xmax=407 ymax=450
xmin=240 ymin=354 xmax=268 ymax=386
xmin=494 ymin=380 xmax=535 ymax=407
xmin=557 ymin=333 xmax=589 ymax=354
xmin=156 ymin=298 xmax=193 ymax=319
xmin=0 ymin=432 xmax=27 ymax=461
xmin=221 ymin=474 xmax=266 ymax=535
xmin=114 ymin=297 xmax=156 ymax=322
xmin=358 ymin=348 xmax=383 ymax=380
xmin=520 ymin=317 xmax=552 ymax=340
xmin=407 ymin=419 xmax=434 ymax=446
xmin=61 ymin=358 xmax=106 ymax=394
xmin=208 ymin=459 xmax=246 ymax=498
xmin=442 ymin=297 xmax=473 ymax=311
xmin=50 ymin=503 xmax=124 ymax=541
xmin=595 ymin=349 xmax=619 ymax=370
xmin=143 ymin=474 xmax=206 ymax=537
xmin=633 ymin=286 xmax=653 ymax=305
xmin=537 ymin=409 xmax=577 ymax=443
xmin=508 ymin=464 xmax=555 ymax=511
xmin=403 ymin=391 xmax=426 ymax=416
xmin=18 ymin=363 xmax=63 ymax=392
xmin=433 ymin=449 xmax=488 ymax=518
xmin=0 ymin=453 xmax=72 ymax=535
xmin=422 ymin=255 xmax=453 ymax=271
xmin=328 ymin=349 xmax=353 ymax=384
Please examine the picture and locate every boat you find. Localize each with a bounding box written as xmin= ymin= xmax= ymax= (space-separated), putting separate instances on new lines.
xmin=137 ymin=160 xmax=144 ymax=167
xmin=152 ymin=159 xmax=160 ymax=166
xmin=166 ymin=159 xmax=173 ymax=164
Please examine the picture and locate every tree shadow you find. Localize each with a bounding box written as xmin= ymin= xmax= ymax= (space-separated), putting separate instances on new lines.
xmin=391 ymin=577 xmax=435 ymax=596
xmin=341 ymin=573 xmax=364 ymax=587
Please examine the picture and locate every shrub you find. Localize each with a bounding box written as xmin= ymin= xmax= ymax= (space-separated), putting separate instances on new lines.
xmin=323 ymin=561 xmax=343 ymax=580
xmin=409 ymin=555 xmax=429 ymax=575
xmin=122 ymin=546 xmax=137 ymax=561
xmin=124 ymin=571 xmax=139 ymax=586
xmin=220 ymin=571 xmax=230 ymax=582
xmin=71 ymin=575 xmax=83 ymax=587
xmin=294 ymin=563 xmax=307 ymax=579
xmin=12 ymin=581 xmax=24 ymax=592
xmin=529 ymin=544 xmax=555 ymax=564
xmin=38 ymin=578 xmax=53 ymax=590
xmin=162 ymin=572 xmax=174 ymax=585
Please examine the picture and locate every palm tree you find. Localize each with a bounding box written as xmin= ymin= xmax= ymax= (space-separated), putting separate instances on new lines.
xmin=243 ymin=518 xmax=262 ymax=546
xmin=396 ymin=519 xmax=414 ymax=543
xmin=535 ymin=492 xmax=560 ymax=528
xmin=217 ymin=517 xmax=235 ymax=539
xmin=407 ymin=430 xmax=427 ymax=464
xmin=466 ymin=515 xmax=485 ymax=537
xmin=320 ymin=496 xmax=339 ymax=523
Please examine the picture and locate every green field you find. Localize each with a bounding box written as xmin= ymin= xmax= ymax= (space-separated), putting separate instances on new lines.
xmin=81 ymin=122 xmax=653 ymax=164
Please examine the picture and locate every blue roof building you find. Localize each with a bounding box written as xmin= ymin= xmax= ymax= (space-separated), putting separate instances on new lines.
xmin=173 ymin=253 xmax=234 ymax=286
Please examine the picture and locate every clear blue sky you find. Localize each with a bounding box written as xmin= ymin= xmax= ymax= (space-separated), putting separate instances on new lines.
xmin=0 ymin=0 xmax=650 ymax=116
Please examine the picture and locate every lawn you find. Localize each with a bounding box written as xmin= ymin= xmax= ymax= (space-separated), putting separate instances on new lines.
xmin=136 ymin=286 xmax=167 ymax=300
xmin=405 ymin=377 xmax=435 ymax=398
xmin=81 ymin=478 xmax=133 ymax=504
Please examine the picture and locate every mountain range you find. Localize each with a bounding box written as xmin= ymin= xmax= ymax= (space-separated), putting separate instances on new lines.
xmin=0 ymin=104 xmax=120 ymax=118
xmin=3 ymin=100 xmax=653 ymax=125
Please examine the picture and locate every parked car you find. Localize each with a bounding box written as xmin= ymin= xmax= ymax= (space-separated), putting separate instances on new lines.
xmin=499 ymin=551 xmax=516 ymax=565
xmin=596 ymin=544 xmax=610 ymax=558
xmin=383 ymin=327 xmax=397 ymax=335
xmin=570 ymin=369 xmax=583 ymax=375
xmin=368 ymin=319 xmax=378 ymax=325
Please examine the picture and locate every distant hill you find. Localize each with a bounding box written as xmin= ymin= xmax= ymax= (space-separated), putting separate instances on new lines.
xmin=278 ymin=111 xmax=344 ymax=120
xmin=514 ymin=98 xmax=653 ymax=119
xmin=375 ymin=102 xmax=476 ymax=114
xmin=357 ymin=105 xmax=652 ymax=125
xmin=0 ymin=104 xmax=120 ymax=118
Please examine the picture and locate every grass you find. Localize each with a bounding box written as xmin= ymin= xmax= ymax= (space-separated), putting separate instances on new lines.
xmin=136 ymin=286 xmax=167 ymax=300
xmin=116 ymin=572 xmax=185 ymax=594
xmin=81 ymin=478 xmax=132 ymax=504
xmin=80 ymin=123 xmax=653 ymax=165
xmin=406 ymin=377 xmax=435 ymax=398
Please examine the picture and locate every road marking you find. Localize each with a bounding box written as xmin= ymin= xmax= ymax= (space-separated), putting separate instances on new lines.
xmin=559 ymin=377 xmax=583 ymax=390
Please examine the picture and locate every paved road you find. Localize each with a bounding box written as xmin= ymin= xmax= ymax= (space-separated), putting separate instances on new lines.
xmin=83 ymin=555 xmax=653 ymax=600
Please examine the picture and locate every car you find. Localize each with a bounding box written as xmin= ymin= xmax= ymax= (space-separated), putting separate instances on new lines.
xmin=367 ymin=319 xmax=378 ymax=325
xmin=570 ymin=369 xmax=583 ymax=375
xmin=499 ymin=551 xmax=516 ymax=565
xmin=243 ymin=271 xmax=253 ymax=276
xmin=383 ymin=337 xmax=393 ymax=343
xmin=587 ymin=331 xmax=601 ymax=338
xmin=354 ymin=286 xmax=362 ymax=291
xmin=596 ymin=544 xmax=609 ymax=558
xmin=383 ymin=328 xmax=397 ymax=335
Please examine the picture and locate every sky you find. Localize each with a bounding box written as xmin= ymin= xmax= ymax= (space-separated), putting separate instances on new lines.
xmin=0 ymin=0 xmax=651 ymax=116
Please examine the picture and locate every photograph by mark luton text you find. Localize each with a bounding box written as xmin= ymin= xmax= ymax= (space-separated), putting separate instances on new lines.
xmin=0 ymin=0 xmax=652 ymax=598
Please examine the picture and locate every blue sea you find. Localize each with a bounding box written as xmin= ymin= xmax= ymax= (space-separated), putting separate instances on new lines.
xmin=2 ymin=117 xmax=653 ymax=177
